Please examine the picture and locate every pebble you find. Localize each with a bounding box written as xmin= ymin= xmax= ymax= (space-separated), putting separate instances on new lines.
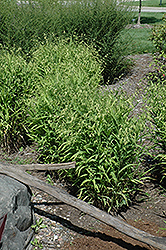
xmin=31 ymin=189 xmax=80 ymax=249
xmin=54 ymin=235 xmax=58 ymax=241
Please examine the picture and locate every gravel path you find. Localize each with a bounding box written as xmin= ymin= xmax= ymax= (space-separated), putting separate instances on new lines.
xmin=31 ymin=179 xmax=103 ymax=250
xmin=105 ymin=53 xmax=154 ymax=94
xmin=103 ymin=53 xmax=154 ymax=115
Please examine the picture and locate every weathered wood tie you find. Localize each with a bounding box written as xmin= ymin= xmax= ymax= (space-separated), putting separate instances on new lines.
xmin=0 ymin=163 xmax=166 ymax=250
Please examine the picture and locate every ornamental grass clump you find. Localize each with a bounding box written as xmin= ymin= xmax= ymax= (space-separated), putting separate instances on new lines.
xmin=0 ymin=0 xmax=132 ymax=82
xmin=0 ymin=48 xmax=40 ymax=152
xmin=26 ymin=39 xmax=146 ymax=211
xmin=145 ymin=53 xmax=166 ymax=183
xmin=144 ymin=18 xmax=166 ymax=183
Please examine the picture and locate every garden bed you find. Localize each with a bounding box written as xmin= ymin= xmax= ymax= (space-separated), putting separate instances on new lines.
xmin=0 ymin=53 xmax=165 ymax=250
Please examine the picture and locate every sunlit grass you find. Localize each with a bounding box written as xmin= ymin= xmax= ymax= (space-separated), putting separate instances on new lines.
xmin=120 ymin=27 xmax=155 ymax=55
xmin=133 ymin=12 xmax=165 ymax=24
xmin=119 ymin=12 xmax=165 ymax=55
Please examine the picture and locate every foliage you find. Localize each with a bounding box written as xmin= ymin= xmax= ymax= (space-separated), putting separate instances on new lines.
xmin=46 ymin=174 xmax=54 ymax=186
xmin=30 ymin=37 xmax=102 ymax=84
xmin=150 ymin=14 xmax=166 ymax=53
xmin=25 ymin=40 xmax=146 ymax=212
xmin=146 ymin=19 xmax=166 ymax=183
xmin=0 ymin=0 xmax=132 ymax=82
xmin=159 ymin=220 xmax=166 ymax=231
xmin=0 ymin=47 xmax=40 ymax=151
xmin=31 ymin=238 xmax=43 ymax=249
xmin=31 ymin=218 xmax=47 ymax=233
xmin=145 ymin=52 xmax=166 ymax=183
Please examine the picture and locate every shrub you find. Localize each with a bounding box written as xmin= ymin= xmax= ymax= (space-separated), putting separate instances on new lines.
xmin=26 ymin=39 xmax=146 ymax=211
xmin=0 ymin=0 xmax=132 ymax=82
xmin=150 ymin=14 xmax=166 ymax=53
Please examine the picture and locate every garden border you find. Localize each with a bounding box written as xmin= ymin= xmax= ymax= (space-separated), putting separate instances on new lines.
xmin=0 ymin=162 xmax=166 ymax=250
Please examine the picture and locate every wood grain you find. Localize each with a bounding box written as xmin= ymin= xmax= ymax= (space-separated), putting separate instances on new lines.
xmin=13 ymin=161 xmax=76 ymax=171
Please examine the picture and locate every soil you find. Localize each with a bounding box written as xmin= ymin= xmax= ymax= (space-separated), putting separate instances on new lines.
xmin=0 ymin=53 xmax=166 ymax=250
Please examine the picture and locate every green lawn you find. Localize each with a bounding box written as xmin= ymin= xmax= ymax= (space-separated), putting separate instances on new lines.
xmin=121 ymin=27 xmax=155 ymax=55
xmin=132 ymin=11 xmax=165 ymax=24
xmin=119 ymin=12 xmax=165 ymax=55
xmin=125 ymin=0 xmax=166 ymax=7
xmin=143 ymin=0 xmax=166 ymax=7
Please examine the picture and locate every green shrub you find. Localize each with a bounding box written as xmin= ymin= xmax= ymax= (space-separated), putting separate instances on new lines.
xmin=0 ymin=0 xmax=132 ymax=82
xmin=0 ymin=48 xmax=40 ymax=151
xmin=150 ymin=14 xmax=166 ymax=53
xmin=26 ymin=39 xmax=146 ymax=211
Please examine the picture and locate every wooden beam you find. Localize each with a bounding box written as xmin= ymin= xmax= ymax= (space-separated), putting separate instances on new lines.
xmin=12 ymin=161 xmax=76 ymax=171
xmin=0 ymin=163 xmax=166 ymax=250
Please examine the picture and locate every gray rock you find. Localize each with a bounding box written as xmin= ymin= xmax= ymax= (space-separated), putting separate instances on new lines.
xmin=0 ymin=175 xmax=34 ymax=250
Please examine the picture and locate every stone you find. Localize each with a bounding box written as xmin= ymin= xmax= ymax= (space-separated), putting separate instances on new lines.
xmin=0 ymin=175 xmax=34 ymax=250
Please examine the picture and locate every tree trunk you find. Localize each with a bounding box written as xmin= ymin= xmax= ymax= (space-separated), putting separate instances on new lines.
xmin=137 ymin=0 xmax=142 ymax=25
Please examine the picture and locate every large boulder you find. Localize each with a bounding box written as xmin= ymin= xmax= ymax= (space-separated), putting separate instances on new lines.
xmin=0 ymin=175 xmax=34 ymax=250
